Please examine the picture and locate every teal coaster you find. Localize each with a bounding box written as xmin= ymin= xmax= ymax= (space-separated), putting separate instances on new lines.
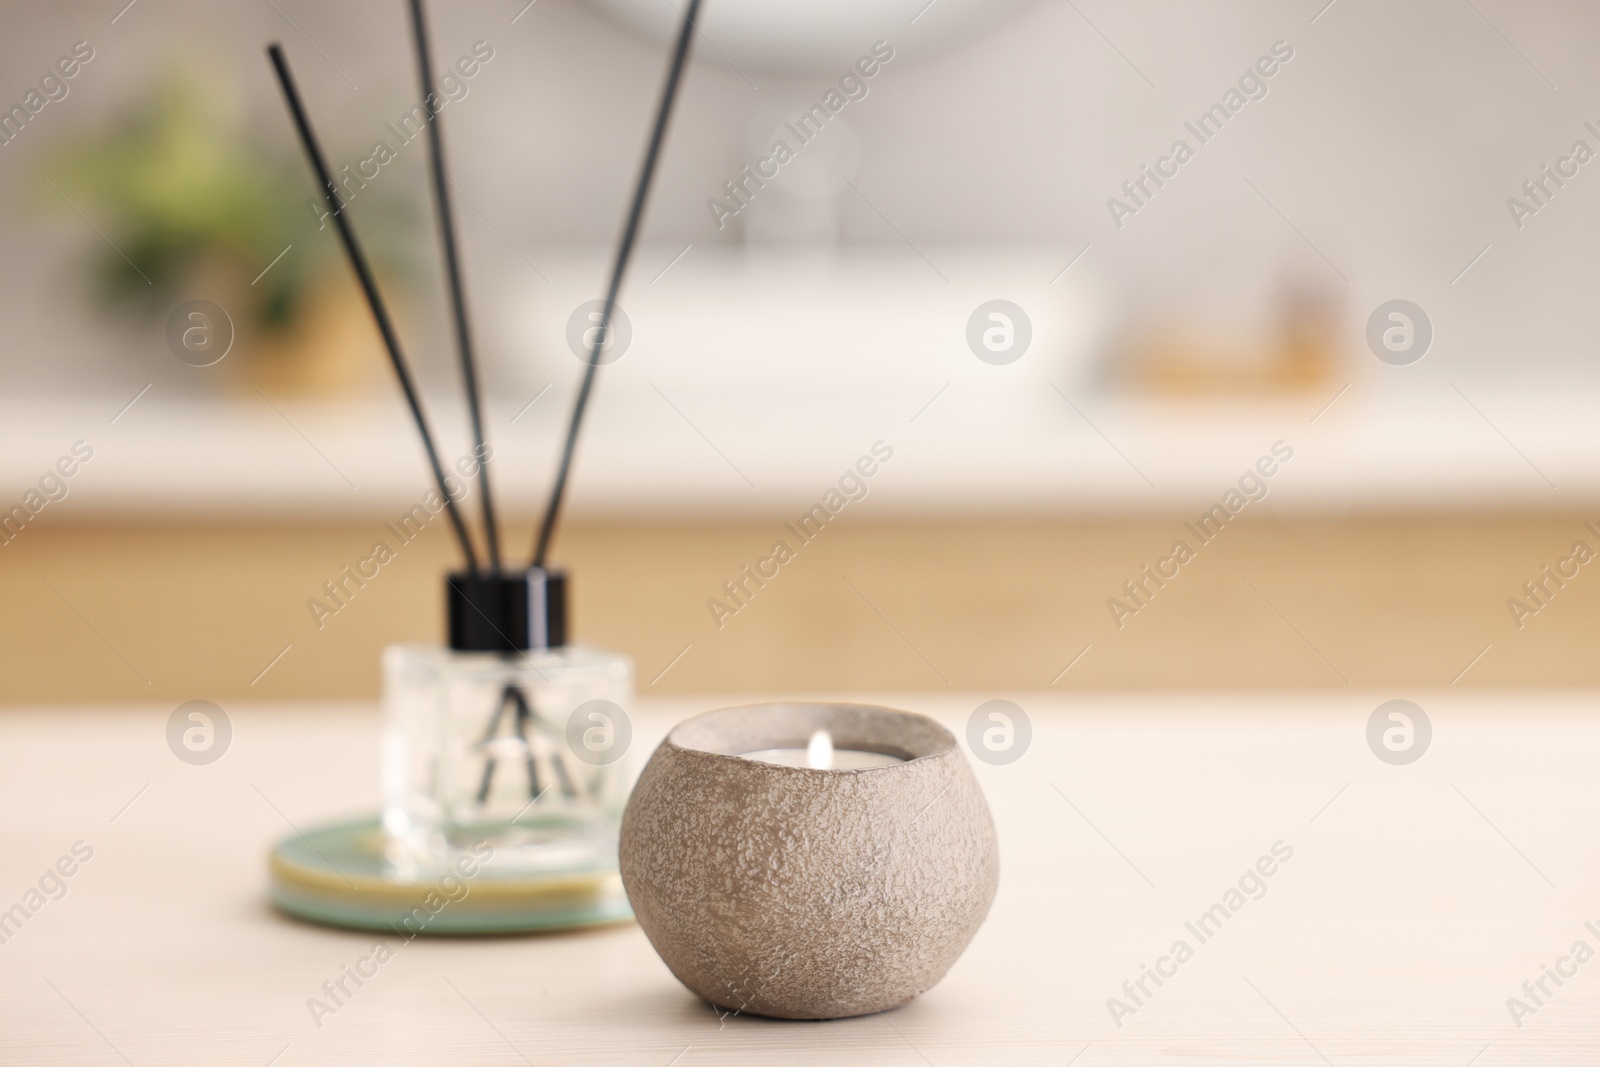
xmin=269 ymin=816 xmax=633 ymax=934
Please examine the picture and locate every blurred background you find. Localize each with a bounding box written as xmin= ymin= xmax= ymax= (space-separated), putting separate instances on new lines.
xmin=3 ymin=0 xmax=1599 ymax=702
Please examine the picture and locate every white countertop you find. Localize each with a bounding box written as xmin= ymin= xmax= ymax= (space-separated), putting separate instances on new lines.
xmin=1 ymin=693 xmax=1596 ymax=1064
xmin=6 ymin=384 xmax=1595 ymax=520
xmin=6 ymin=246 xmax=1596 ymax=519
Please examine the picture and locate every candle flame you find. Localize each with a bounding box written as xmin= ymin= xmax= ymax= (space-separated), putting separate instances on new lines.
xmin=805 ymin=729 xmax=833 ymax=770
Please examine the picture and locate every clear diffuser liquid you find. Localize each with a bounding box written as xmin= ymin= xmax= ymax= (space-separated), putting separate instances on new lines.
xmin=381 ymin=643 xmax=633 ymax=878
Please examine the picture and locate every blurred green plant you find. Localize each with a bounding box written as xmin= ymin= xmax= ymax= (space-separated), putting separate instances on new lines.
xmin=44 ymin=71 xmax=325 ymax=333
xmin=42 ymin=69 xmax=412 ymax=339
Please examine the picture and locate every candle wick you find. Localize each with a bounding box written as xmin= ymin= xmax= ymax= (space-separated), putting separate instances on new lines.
xmin=806 ymin=730 xmax=833 ymax=770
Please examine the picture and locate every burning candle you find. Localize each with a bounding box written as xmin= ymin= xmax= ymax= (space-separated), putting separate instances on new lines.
xmin=740 ymin=729 xmax=906 ymax=770
xmin=620 ymin=702 xmax=998 ymax=1020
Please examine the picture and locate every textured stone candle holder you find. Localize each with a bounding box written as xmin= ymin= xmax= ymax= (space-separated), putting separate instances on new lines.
xmin=620 ymin=702 xmax=999 ymax=1020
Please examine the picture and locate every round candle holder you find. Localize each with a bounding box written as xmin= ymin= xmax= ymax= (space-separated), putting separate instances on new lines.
xmin=620 ymin=702 xmax=999 ymax=1020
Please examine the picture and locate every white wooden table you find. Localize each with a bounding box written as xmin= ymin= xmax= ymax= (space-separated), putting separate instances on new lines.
xmin=1 ymin=694 xmax=1596 ymax=1065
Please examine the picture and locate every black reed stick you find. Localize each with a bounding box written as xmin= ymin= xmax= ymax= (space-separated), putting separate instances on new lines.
xmin=407 ymin=0 xmax=502 ymax=569
xmin=267 ymin=43 xmax=480 ymax=574
xmin=531 ymin=0 xmax=702 ymax=567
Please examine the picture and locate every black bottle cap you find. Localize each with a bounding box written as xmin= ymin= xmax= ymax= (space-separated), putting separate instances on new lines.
xmin=446 ymin=568 xmax=567 ymax=652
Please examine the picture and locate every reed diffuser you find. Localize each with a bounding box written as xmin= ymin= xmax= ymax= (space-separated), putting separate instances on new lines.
xmin=263 ymin=0 xmax=701 ymax=931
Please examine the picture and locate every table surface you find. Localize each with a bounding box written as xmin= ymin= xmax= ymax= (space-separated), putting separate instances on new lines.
xmin=1 ymin=694 xmax=1597 ymax=1065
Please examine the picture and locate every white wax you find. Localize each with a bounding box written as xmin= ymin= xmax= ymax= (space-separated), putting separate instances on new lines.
xmin=740 ymin=748 xmax=905 ymax=769
xmin=740 ymin=729 xmax=905 ymax=769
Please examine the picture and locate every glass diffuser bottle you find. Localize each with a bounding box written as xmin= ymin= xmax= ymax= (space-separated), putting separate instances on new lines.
xmin=264 ymin=0 xmax=695 ymax=930
xmin=382 ymin=569 xmax=633 ymax=879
